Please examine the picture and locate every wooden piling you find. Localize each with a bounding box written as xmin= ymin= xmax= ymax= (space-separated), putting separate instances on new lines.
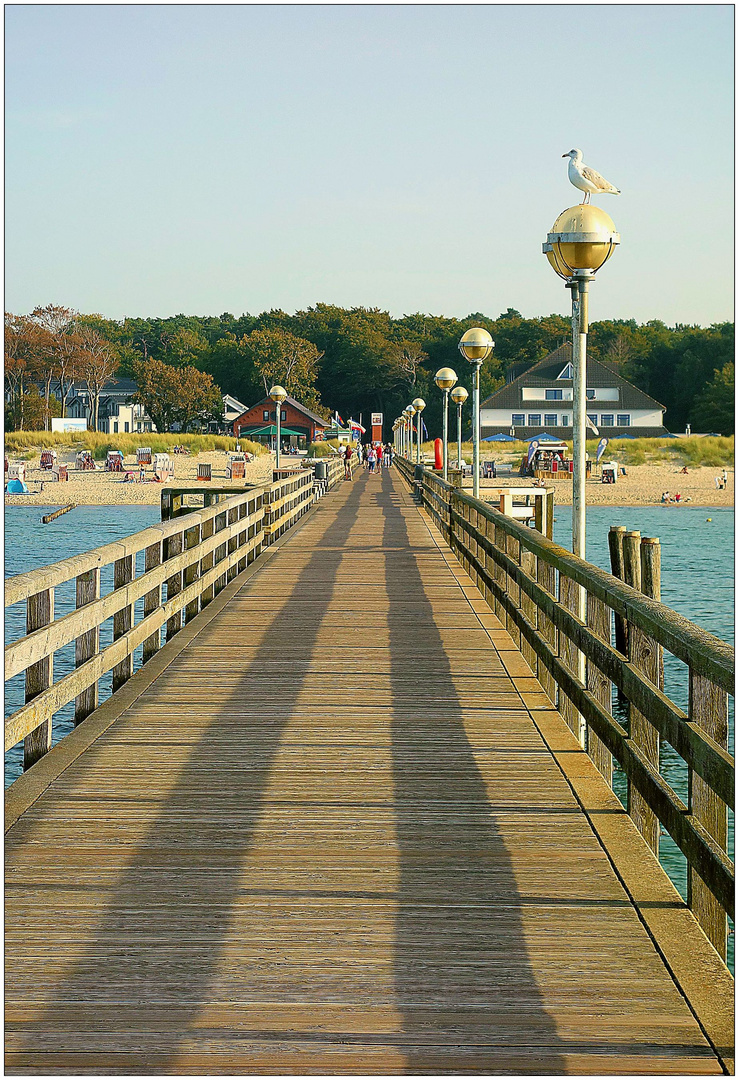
xmin=641 ymin=537 xmax=664 ymax=690
xmin=41 ymin=504 xmax=75 ymax=524
xmin=608 ymin=525 xmax=627 ymax=654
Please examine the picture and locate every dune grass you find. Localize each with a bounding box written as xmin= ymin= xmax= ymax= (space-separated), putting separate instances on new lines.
xmin=417 ymin=436 xmax=734 ymax=468
xmin=5 ymin=430 xmax=265 ymax=460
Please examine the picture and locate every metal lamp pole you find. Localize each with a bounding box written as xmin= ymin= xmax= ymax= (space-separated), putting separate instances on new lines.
xmin=434 ymin=368 xmax=457 ymax=482
xmin=451 ymin=387 xmax=468 ymax=472
xmin=269 ymin=385 xmax=287 ymax=470
xmin=458 ymin=330 xmax=494 ymax=501
xmin=412 ymin=398 xmax=426 ymax=466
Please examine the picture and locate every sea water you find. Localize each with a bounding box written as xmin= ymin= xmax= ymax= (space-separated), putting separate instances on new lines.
xmin=5 ymin=501 xmax=734 ymax=962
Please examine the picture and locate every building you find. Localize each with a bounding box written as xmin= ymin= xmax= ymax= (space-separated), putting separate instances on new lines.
xmin=65 ymin=378 xmax=156 ymax=434
xmin=231 ymin=395 xmax=328 ymax=450
xmin=222 ymin=394 xmax=248 ymax=428
xmin=480 ymin=344 xmax=668 ymax=440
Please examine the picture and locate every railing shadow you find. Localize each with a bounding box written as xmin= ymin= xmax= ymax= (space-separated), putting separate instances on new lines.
xmin=380 ymin=469 xmax=567 ymax=1073
xmin=6 ymin=476 xmax=369 ymax=1074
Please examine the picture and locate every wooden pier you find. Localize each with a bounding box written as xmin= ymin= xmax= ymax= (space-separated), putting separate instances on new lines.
xmin=5 ymin=465 xmax=734 ymax=1074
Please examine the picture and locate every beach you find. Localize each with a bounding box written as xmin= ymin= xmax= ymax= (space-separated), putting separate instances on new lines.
xmin=4 ymin=449 xmax=277 ymax=507
xmin=4 ymin=451 xmax=733 ymax=508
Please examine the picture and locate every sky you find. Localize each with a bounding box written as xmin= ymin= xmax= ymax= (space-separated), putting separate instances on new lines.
xmin=5 ymin=4 xmax=734 ymax=326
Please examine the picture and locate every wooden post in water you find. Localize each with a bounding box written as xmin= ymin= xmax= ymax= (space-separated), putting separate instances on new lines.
xmin=586 ymin=591 xmax=612 ymax=784
xmin=74 ymin=569 xmax=99 ymax=723
xmin=688 ymin=672 xmax=729 ymax=960
xmin=24 ymin=589 xmax=53 ymax=769
xmin=608 ymin=525 xmax=627 ymax=653
xmin=641 ymin=538 xmax=664 ymax=690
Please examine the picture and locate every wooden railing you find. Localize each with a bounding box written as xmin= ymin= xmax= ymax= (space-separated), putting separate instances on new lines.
xmin=5 ymin=465 xmax=334 ymax=780
xmin=396 ymin=458 xmax=735 ymax=963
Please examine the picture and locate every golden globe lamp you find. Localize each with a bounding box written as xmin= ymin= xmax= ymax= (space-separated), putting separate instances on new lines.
xmin=542 ymin=203 xmax=620 ymax=281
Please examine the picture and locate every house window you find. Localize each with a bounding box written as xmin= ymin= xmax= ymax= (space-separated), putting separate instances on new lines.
xmin=124 ymin=422 xmax=130 ymax=433
xmin=586 ymin=389 xmax=596 ymax=400
xmin=511 ymin=414 xmax=525 ymax=426
xmin=544 ymin=414 xmax=558 ymax=427
xmin=113 ymin=422 xmax=118 ymax=433
xmin=601 ymin=414 xmax=614 ymax=427
xmin=617 ymin=414 xmax=631 ymax=427
xmin=558 ymin=363 xmax=573 ymax=379
xmin=587 ymin=414 xmax=598 ymax=427
xmin=281 ymin=410 xmax=287 ymax=421
xmin=527 ymin=414 xmax=541 ymax=427
xmin=263 ymin=410 xmax=270 ymax=421
xmin=545 ymin=389 xmax=563 ymax=400
xmin=561 ymin=415 xmax=570 ymax=426
xmin=144 ymin=422 xmax=151 ymax=433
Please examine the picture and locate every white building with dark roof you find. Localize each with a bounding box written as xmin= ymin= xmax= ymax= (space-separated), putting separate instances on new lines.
xmin=480 ymin=343 xmax=668 ymax=440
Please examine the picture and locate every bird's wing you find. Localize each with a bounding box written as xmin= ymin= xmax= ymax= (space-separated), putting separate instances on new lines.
xmin=581 ymin=164 xmax=617 ymax=191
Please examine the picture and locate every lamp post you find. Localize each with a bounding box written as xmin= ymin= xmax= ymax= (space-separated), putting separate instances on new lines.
xmin=434 ymin=368 xmax=457 ymax=482
xmin=269 ymin=385 xmax=288 ymax=469
xmin=458 ymin=329 xmax=494 ymax=499
xmin=450 ymin=386 xmax=468 ymax=471
xmin=412 ymin=397 xmax=426 ymax=465
xmin=543 ymin=202 xmax=619 ymax=747
xmin=404 ymin=406 xmax=415 ymax=459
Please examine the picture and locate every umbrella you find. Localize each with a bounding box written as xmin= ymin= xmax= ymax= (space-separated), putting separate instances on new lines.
xmin=483 ymin=433 xmax=517 ymax=442
xmin=525 ymin=432 xmax=563 ymax=443
xmin=242 ymin=425 xmax=306 ymax=437
xmin=612 ymin=433 xmax=637 ymax=440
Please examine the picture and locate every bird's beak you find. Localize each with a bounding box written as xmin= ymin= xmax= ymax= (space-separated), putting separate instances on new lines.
xmin=562 ymin=153 xmax=569 ymax=158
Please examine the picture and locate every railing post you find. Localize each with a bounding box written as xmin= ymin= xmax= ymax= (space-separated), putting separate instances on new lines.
xmin=641 ymin=538 xmax=664 ymax=690
xmin=493 ymin=521 xmax=507 ymax=624
xmin=227 ymin=507 xmax=239 ymax=581
xmin=142 ymin=542 xmax=162 ymax=662
xmin=536 ymin=557 xmax=557 ymax=706
xmin=519 ymin=545 xmax=537 ymax=675
xmin=112 ymin=555 xmax=134 ymax=692
xmin=165 ymin=530 xmax=184 ymax=640
xmin=74 ymin=569 xmax=99 ymax=724
xmin=184 ymin=522 xmax=202 ymax=623
xmin=24 ymin=588 xmax=53 ymax=769
xmin=505 ymin=532 xmax=521 ymax=649
xmin=558 ymin=573 xmax=581 ymax=738
xmin=586 ymin=590 xmax=613 ymax=784
xmin=624 ymin=530 xmax=660 ymax=853
xmin=608 ymin=525 xmax=627 ymax=654
xmin=688 ymin=672 xmax=729 ymax=960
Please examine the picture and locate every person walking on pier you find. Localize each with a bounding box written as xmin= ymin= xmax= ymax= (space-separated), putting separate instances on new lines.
xmin=367 ymin=445 xmax=376 ymax=473
xmin=343 ymin=443 xmax=353 ymax=480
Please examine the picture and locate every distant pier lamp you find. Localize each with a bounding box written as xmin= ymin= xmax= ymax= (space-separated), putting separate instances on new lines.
xmin=458 ymin=329 xmax=494 ymax=498
xmin=543 ymin=202 xmax=619 ymax=747
xmin=412 ymin=397 xmax=426 ymax=465
xmin=404 ymin=405 xmax=415 ymax=459
xmin=269 ymin=384 xmax=288 ymax=469
xmin=434 ymin=368 xmax=457 ymax=482
xmin=450 ymin=386 xmax=468 ymax=472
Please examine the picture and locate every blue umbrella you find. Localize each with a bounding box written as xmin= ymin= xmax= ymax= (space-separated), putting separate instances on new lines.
xmin=483 ymin=433 xmax=517 ymax=442
xmin=661 ymin=432 xmax=679 ymax=438
xmin=525 ymin=432 xmax=563 ymax=443
xmin=612 ymin=433 xmax=637 ymax=439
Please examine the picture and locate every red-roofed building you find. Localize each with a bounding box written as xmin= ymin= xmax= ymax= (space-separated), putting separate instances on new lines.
xmin=232 ymin=395 xmax=328 ymax=450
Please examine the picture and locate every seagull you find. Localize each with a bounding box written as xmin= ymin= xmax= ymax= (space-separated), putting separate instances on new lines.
xmin=562 ymin=148 xmax=621 ymax=203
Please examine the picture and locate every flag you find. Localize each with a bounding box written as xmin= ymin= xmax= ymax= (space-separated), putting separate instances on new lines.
xmin=335 ymin=411 xmax=345 ymax=427
xmin=527 ymin=440 xmax=539 ymax=466
xmin=586 ymin=414 xmax=599 ymax=436
xmin=421 ymin=418 xmax=428 ymax=439
xmin=596 ymin=437 xmax=608 ymax=462
xmin=349 ymin=418 xmax=366 ymax=434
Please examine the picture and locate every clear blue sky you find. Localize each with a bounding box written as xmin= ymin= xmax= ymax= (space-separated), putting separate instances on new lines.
xmin=6 ymin=4 xmax=733 ymax=325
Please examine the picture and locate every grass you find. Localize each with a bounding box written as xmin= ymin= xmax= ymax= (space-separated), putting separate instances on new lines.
xmin=417 ymin=436 xmax=734 ymax=469
xmin=307 ymin=440 xmax=343 ymax=457
xmin=5 ymin=430 xmax=265 ymax=461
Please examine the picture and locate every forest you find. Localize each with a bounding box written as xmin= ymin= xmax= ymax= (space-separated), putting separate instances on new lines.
xmin=5 ymin=304 xmax=734 ymax=436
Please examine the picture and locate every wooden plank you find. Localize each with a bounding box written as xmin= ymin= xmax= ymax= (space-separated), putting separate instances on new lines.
xmin=586 ymin=591 xmax=612 ymax=785
xmin=111 ymin=555 xmax=134 ymax=692
xmin=74 ymin=569 xmax=99 ymax=724
xmin=23 ymin=589 xmax=53 ymax=769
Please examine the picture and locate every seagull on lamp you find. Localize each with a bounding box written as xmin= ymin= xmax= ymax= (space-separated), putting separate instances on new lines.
xmin=563 ymin=148 xmax=621 ymax=203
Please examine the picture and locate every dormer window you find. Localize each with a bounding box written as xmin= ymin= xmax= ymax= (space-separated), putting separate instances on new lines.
xmin=557 ymin=363 xmax=573 ymax=380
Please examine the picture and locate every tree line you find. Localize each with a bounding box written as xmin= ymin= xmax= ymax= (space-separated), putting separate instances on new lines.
xmin=5 ymin=304 xmax=734 ymax=435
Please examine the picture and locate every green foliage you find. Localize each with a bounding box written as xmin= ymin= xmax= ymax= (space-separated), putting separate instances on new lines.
xmin=132 ymin=358 xmax=223 ymax=432
xmin=689 ymin=362 xmax=734 ymax=435
xmin=307 ymin=441 xmax=340 ymax=457
xmin=4 ymin=430 xmax=265 ymax=459
xmin=4 ymin=387 xmax=62 ymax=431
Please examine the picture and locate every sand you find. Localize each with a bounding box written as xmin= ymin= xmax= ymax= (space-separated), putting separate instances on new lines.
xmin=4 ymin=451 xmax=733 ymax=509
xmin=4 ymin=449 xmax=277 ymax=507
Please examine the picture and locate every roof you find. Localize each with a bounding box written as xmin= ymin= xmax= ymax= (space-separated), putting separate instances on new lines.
xmin=70 ymin=378 xmax=138 ymax=395
xmin=234 ymin=395 xmax=328 ymax=428
xmin=481 ymin=344 xmax=665 ymax=412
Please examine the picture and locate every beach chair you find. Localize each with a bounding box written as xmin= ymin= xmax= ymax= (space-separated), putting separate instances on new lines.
xmin=197 ymin=463 xmax=212 ymax=482
xmin=106 ymin=450 xmax=124 ymax=472
xmin=40 ymin=450 xmax=57 ymax=470
xmin=137 ymin=447 xmax=152 ymax=466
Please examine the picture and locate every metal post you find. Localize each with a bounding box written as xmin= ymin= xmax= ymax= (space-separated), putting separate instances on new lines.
xmin=442 ymin=390 xmax=449 ymax=481
xmin=472 ymin=361 xmax=481 ymax=500
xmin=457 ymin=402 xmax=463 ymax=470
xmin=416 ymin=413 xmax=421 ymax=465
xmin=275 ymin=405 xmax=281 ymax=470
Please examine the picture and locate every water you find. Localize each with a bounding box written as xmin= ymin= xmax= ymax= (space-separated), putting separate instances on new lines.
xmin=5 ymin=500 xmax=734 ymax=963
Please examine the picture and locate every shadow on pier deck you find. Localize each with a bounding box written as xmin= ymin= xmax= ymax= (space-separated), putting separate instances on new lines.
xmin=5 ymin=469 xmax=730 ymax=1074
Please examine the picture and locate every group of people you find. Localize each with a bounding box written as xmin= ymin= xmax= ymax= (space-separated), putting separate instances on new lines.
xmin=714 ymin=469 xmax=729 ymax=490
xmin=343 ymin=441 xmax=393 ymax=478
xmin=660 ymin=491 xmax=691 ymax=504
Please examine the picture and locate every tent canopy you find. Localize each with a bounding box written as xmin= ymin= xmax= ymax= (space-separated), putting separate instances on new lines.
xmin=242 ymin=424 xmax=306 ymax=437
xmin=483 ymin=433 xmax=517 ymax=442
xmin=526 ymin=432 xmax=563 ymax=443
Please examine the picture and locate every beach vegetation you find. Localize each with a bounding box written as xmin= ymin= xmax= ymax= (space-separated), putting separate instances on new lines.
xmin=418 ymin=436 xmax=734 ymax=469
xmin=4 ymin=430 xmax=265 ymax=460
xmin=307 ymin=440 xmax=341 ymax=457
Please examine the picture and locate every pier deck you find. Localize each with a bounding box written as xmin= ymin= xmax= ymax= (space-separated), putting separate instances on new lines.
xmin=5 ymin=469 xmax=729 ymax=1074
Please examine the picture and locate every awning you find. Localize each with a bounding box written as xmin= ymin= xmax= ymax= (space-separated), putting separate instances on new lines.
xmin=240 ymin=425 xmax=307 ymax=437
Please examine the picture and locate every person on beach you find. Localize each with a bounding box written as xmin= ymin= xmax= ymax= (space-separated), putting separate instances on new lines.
xmin=722 ymin=468 xmax=728 ymax=488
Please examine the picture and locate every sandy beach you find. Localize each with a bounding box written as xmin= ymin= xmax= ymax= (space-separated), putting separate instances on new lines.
xmin=4 ymin=451 xmax=733 ymax=509
xmin=4 ymin=449 xmax=277 ymax=507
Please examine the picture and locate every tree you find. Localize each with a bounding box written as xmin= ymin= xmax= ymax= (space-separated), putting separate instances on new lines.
xmin=77 ymin=328 xmax=119 ymax=431
xmin=5 ymin=313 xmax=50 ymax=430
xmin=27 ymin=305 xmax=79 ymax=429
xmin=132 ymin=358 xmax=223 ymax=432
xmin=689 ymin=362 xmax=734 ymax=435
xmin=244 ymin=328 xmax=324 ymax=410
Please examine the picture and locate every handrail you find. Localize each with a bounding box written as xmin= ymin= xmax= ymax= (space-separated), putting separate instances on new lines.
xmin=396 ymin=455 xmax=735 ymax=964
xmin=5 ymin=464 xmax=337 ymax=778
